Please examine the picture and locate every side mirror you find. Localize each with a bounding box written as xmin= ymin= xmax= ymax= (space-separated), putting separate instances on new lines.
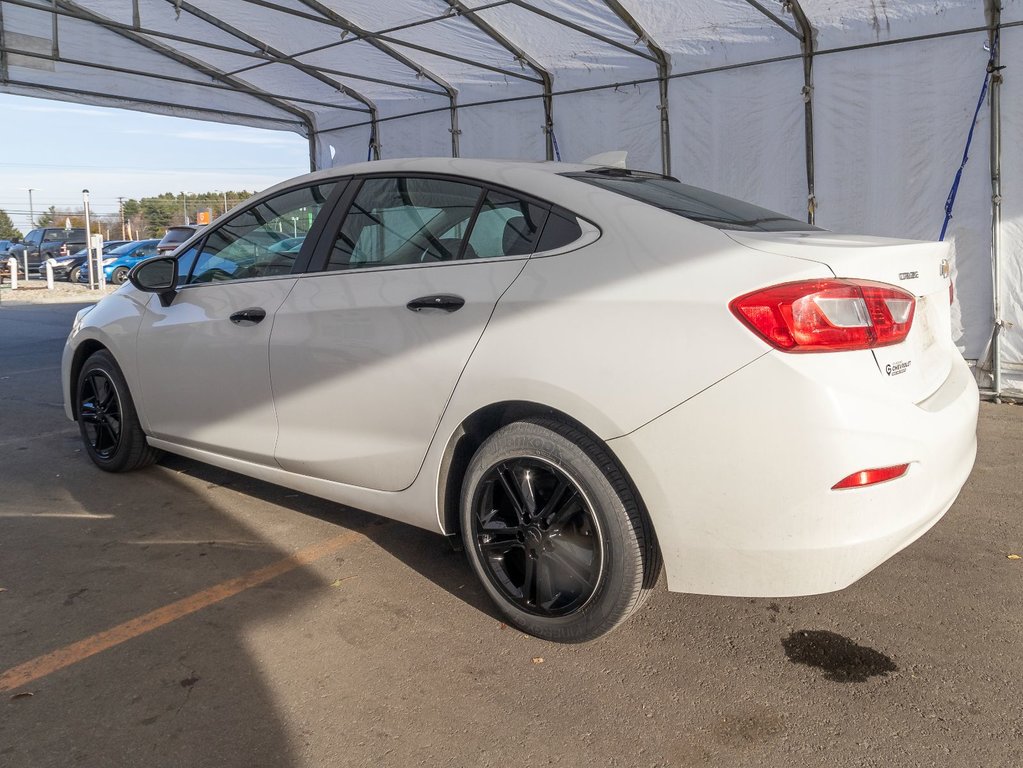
xmin=129 ymin=256 xmax=178 ymax=307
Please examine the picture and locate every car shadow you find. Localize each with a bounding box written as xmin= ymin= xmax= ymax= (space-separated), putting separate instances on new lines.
xmin=155 ymin=453 xmax=503 ymax=623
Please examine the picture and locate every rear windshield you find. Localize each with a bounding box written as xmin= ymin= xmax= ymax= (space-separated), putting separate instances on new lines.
xmin=563 ymin=170 xmax=820 ymax=233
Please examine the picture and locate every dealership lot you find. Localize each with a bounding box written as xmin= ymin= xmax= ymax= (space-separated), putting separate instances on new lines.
xmin=1 ymin=300 xmax=1020 ymax=768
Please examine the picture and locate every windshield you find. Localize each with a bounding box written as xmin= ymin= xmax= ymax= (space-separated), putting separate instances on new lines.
xmin=563 ymin=170 xmax=820 ymax=233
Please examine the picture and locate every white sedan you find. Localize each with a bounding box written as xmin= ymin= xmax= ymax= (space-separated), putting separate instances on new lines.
xmin=62 ymin=157 xmax=978 ymax=642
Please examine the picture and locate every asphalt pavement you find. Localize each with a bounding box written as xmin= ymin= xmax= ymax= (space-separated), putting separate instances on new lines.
xmin=1 ymin=300 xmax=1020 ymax=768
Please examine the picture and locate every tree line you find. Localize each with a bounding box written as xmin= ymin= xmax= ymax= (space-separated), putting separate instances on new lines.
xmin=0 ymin=189 xmax=254 ymax=242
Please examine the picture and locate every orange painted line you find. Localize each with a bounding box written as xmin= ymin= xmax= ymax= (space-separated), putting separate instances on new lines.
xmin=0 ymin=530 xmax=364 ymax=693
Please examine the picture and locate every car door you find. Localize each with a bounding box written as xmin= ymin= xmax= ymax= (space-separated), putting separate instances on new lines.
xmin=270 ymin=176 xmax=550 ymax=492
xmin=134 ymin=181 xmax=340 ymax=465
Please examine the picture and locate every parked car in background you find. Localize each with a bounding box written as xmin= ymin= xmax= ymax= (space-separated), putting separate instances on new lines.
xmin=50 ymin=241 xmax=131 ymax=282
xmin=156 ymin=225 xmax=199 ymax=256
xmin=62 ymin=157 xmax=978 ymax=642
xmin=9 ymin=227 xmax=87 ymax=273
xmin=79 ymin=239 xmax=160 ymax=284
xmin=0 ymin=239 xmax=18 ymax=258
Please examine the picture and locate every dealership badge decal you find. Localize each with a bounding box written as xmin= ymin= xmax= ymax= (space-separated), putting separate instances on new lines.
xmin=885 ymin=360 xmax=911 ymax=377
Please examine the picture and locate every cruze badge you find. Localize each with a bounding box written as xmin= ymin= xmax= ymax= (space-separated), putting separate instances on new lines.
xmin=940 ymin=259 xmax=951 ymax=279
xmin=899 ymin=271 xmax=919 ymax=280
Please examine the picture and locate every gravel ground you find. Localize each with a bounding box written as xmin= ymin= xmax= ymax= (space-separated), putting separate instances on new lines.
xmin=0 ymin=277 xmax=113 ymax=305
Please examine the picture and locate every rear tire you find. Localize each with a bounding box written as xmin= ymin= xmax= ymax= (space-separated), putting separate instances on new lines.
xmin=461 ymin=418 xmax=660 ymax=643
xmin=76 ymin=350 xmax=161 ymax=472
xmin=68 ymin=265 xmax=81 ymax=283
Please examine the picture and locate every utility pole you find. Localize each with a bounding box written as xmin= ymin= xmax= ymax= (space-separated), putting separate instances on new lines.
xmin=27 ymin=188 xmax=35 ymax=230
xmin=181 ymin=191 xmax=189 ymax=225
xmin=117 ymin=197 xmax=126 ymax=240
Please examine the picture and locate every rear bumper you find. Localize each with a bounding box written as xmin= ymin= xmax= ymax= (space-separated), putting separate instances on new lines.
xmin=608 ymin=350 xmax=979 ymax=596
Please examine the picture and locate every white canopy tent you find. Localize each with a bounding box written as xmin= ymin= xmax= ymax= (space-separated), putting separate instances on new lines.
xmin=2 ymin=0 xmax=1020 ymax=396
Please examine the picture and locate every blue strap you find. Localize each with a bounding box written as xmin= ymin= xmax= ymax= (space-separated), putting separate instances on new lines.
xmin=940 ymin=31 xmax=1000 ymax=241
xmin=551 ymin=129 xmax=562 ymax=162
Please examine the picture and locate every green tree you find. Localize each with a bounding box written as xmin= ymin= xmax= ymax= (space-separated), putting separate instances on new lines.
xmin=0 ymin=209 xmax=23 ymax=240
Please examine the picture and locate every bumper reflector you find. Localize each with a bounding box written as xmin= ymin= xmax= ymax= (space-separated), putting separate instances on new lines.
xmin=832 ymin=464 xmax=910 ymax=490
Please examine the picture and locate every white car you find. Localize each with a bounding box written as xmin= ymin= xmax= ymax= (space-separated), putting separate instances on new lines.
xmin=62 ymin=157 xmax=979 ymax=642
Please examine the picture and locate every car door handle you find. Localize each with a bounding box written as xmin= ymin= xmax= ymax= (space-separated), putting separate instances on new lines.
xmin=406 ymin=294 xmax=465 ymax=313
xmin=229 ymin=308 xmax=267 ymax=325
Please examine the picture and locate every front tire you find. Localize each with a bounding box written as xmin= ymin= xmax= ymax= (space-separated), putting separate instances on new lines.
xmin=76 ymin=350 xmax=161 ymax=472
xmin=68 ymin=265 xmax=82 ymax=283
xmin=461 ymin=419 xmax=659 ymax=642
xmin=112 ymin=266 xmax=129 ymax=284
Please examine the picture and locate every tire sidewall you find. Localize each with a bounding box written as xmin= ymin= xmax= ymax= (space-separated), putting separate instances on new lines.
xmin=461 ymin=422 xmax=643 ymax=643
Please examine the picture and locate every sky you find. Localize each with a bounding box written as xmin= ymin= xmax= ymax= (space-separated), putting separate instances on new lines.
xmin=0 ymin=92 xmax=311 ymax=234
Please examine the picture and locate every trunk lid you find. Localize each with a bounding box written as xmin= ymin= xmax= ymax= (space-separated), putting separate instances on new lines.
xmin=726 ymin=231 xmax=955 ymax=403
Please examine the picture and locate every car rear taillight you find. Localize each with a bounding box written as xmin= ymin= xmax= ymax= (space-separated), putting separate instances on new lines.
xmin=832 ymin=464 xmax=910 ymax=490
xmin=730 ymin=279 xmax=915 ymax=352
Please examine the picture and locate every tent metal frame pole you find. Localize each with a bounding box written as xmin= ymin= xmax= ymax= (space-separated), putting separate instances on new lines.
xmin=165 ymin=0 xmax=380 ymax=169
xmin=601 ymin=0 xmax=671 ymax=175
xmin=988 ymin=1 xmax=1004 ymax=399
xmin=507 ymin=0 xmax=655 ymax=62
xmin=445 ymin=0 xmax=555 ymax=160
xmin=0 ymin=1 xmax=8 ymax=85
xmin=788 ymin=1 xmax=817 ymax=226
xmin=51 ymin=0 xmax=317 ymax=137
xmin=743 ymin=0 xmax=802 ymax=39
xmin=292 ymin=0 xmax=461 ymax=160
xmin=0 ymin=44 xmax=374 ymax=112
xmin=1 ymin=77 xmax=306 ymax=128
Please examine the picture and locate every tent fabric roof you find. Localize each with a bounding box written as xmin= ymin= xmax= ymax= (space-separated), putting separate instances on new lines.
xmin=0 ymin=1 xmax=969 ymax=138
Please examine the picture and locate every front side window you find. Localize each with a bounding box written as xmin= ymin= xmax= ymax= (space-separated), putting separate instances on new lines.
xmin=187 ymin=183 xmax=334 ymax=284
xmin=326 ymin=177 xmax=482 ymax=270
xmin=24 ymin=230 xmax=42 ymax=245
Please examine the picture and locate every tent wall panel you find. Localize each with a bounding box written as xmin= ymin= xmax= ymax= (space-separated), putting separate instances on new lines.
xmin=997 ymin=25 xmax=1023 ymax=390
xmin=813 ymin=34 xmax=994 ymax=360
xmin=455 ymin=98 xmax=546 ymax=162
xmin=376 ymin=109 xmax=451 ymax=159
xmin=668 ymin=60 xmax=805 ymax=221
xmin=316 ymin=125 xmax=371 ymax=168
xmin=548 ymin=84 xmax=660 ymax=172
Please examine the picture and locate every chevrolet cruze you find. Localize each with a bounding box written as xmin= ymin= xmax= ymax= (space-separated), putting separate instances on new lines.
xmin=63 ymin=157 xmax=979 ymax=642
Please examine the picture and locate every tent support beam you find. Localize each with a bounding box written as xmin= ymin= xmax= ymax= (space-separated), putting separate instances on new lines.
xmin=0 ymin=44 xmax=372 ymax=112
xmin=166 ymin=0 xmax=381 ymax=162
xmin=788 ymin=1 xmax=817 ymax=225
xmin=601 ymin=0 xmax=671 ymax=175
xmin=743 ymin=1 xmax=802 ymax=40
xmin=1 ymin=78 xmax=306 ymax=129
xmin=987 ymin=1 xmax=1003 ymax=398
xmin=507 ymin=1 xmax=656 ymax=62
xmin=0 ymin=1 xmax=8 ymax=84
xmin=445 ymin=0 xmax=555 ymax=160
xmin=293 ymin=0 xmax=461 ymax=159
xmin=49 ymin=0 xmax=316 ymax=138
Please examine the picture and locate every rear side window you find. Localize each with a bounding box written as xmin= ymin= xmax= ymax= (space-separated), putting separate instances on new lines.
xmin=564 ymin=170 xmax=819 ymax=233
xmin=536 ymin=209 xmax=583 ymax=252
xmin=466 ymin=192 xmax=549 ymax=259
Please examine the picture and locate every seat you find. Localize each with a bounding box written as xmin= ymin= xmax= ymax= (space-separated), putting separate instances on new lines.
xmin=501 ymin=216 xmax=535 ymax=257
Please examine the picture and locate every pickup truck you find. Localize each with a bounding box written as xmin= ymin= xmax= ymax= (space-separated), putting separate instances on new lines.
xmin=7 ymin=228 xmax=88 ymax=274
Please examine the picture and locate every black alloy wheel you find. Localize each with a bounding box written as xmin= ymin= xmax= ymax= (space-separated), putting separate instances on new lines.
xmin=112 ymin=266 xmax=130 ymax=284
xmin=79 ymin=369 xmax=122 ymax=460
xmin=471 ymin=458 xmax=604 ymax=617
xmin=76 ymin=350 xmax=162 ymax=472
xmin=461 ymin=419 xmax=660 ymax=642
